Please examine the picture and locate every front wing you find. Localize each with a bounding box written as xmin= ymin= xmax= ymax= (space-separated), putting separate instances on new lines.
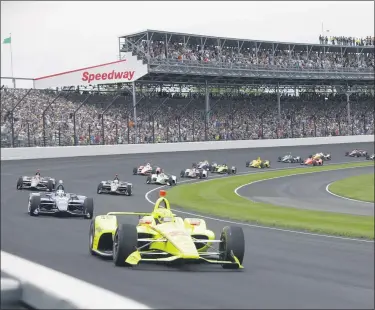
xmin=124 ymin=238 xmax=243 ymax=268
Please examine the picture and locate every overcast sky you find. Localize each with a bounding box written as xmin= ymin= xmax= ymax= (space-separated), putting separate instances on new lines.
xmin=1 ymin=1 xmax=374 ymax=88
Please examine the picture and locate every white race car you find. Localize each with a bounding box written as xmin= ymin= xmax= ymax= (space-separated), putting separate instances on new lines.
xmin=180 ymin=167 xmax=208 ymax=179
xmin=133 ymin=163 xmax=161 ymax=176
xmin=146 ymin=172 xmax=177 ymax=186
xmin=17 ymin=175 xmax=55 ymax=191
xmin=97 ymin=179 xmax=132 ymax=196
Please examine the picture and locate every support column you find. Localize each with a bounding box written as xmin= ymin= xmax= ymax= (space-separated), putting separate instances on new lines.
xmin=132 ymin=82 xmax=137 ymax=143
xmin=205 ymin=80 xmax=210 ymax=140
xmin=277 ymin=85 xmax=281 ymax=120
xmin=346 ymin=92 xmax=351 ymax=126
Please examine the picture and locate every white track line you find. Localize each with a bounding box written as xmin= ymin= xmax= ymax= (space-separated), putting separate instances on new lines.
xmin=144 ymin=162 xmax=374 ymax=243
xmin=326 ymin=182 xmax=374 ymax=205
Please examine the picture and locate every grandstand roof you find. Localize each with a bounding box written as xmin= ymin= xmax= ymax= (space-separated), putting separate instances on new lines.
xmin=119 ymin=29 xmax=374 ymax=53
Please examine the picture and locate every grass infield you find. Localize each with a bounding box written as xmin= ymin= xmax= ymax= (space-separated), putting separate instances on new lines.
xmin=329 ymin=173 xmax=374 ymax=203
xmin=167 ymin=162 xmax=374 ymax=239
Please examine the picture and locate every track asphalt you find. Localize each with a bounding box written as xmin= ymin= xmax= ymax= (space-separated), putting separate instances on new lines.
xmin=1 ymin=142 xmax=374 ymax=309
xmin=237 ymin=165 xmax=374 ymax=216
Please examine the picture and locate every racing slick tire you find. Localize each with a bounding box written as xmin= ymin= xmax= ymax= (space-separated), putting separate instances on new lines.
xmin=97 ymin=183 xmax=103 ymax=194
xmin=89 ymin=220 xmax=97 ymax=256
xmin=245 ymin=161 xmax=250 ymax=167
xmin=168 ymin=177 xmax=175 ymax=186
xmin=366 ymin=155 xmax=370 ymax=160
xmin=29 ymin=195 xmax=40 ymax=216
xmin=180 ymin=170 xmax=185 ymax=178
xmin=151 ymin=168 xmax=157 ymax=174
xmin=198 ymin=171 xmax=203 ymax=179
xmin=113 ymin=223 xmax=138 ymax=267
xmin=17 ymin=177 xmax=23 ymax=190
xmin=126 ymin=184 xmax=132 ymax=196
xmin=83 ymin=198 xmax=94 ymax=219
xmin=219 ymin=226 xmax=245 ymax=269
xmin=146 ymin=176 xmax=152 ymax=184
xmin=133 ymin=168 xmax=137 ymax=175
xmin=345 ymin=152 xmax=349 ymax=156
xmin=47 ymin=179 xmax=54 ymax=192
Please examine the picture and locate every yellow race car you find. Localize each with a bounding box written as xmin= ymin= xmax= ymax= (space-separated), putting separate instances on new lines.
xmin=89 ymin=190 xmax=244 ymax=269
xmin=246 ymin=157 xmax=271 ymax=168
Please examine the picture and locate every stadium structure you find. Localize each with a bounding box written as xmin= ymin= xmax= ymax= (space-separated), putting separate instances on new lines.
xmin=1 ymin=29 xmax=374 ymax=147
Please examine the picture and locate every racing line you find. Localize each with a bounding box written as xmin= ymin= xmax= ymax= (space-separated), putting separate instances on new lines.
xmin=1 ymin=142 xmax=374 ymax=309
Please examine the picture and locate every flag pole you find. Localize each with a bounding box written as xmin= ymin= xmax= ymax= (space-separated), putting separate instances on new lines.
xmin=9 ymin=33 xmax=15 ymax=88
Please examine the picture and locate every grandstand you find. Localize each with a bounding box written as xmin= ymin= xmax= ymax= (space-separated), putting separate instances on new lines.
xmin=1 ymin=29 xmax=374 ymax=148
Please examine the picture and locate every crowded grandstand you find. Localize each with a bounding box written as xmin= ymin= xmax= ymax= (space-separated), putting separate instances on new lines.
xmin=1 ymin=29 xmax=374 ymax=147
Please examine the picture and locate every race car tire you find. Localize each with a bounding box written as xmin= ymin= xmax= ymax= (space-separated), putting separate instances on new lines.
xmin=192 ymin=162 xmax=197 ymax=168
xmin=313 ymin=161 xmax=317 ymax=166
xmin=146 ymin=176 xmax=152 ymax=184
xmin=168 ymin=177 xmax=174 ymax=186
xmin=133 ymin=168 xmax=137 ymax=175
xmin=219 ymin=226 xmax=245 ymax=269
xmin=97 ymin=183 xmax=103 ymax=194
xmin=17 ymin=177 xmax=23 ymax=190
xmin=345 ymin=152 xmax=349 ymax=156
xmin=245 ymin=161 xmax=250 ymax=167
xmin=278 ymin=156 xmax=282 ymax=161
xmin=83 ymin=198 xmax=94 ymax=219
xmin=113 ymin=223 xmax=138 ymax=267
xmin=233 ymin=168 xmax=237 ymax=174
xmin=126 ymin=184 xmax=132 ymax=196
xmin=29 ymin=195 xmax=40 ymax=216
xmin=198 ymin=171 xmax=203 ymax=179
xmin=180 ymin=170 xmax=185 ymax=178
xmin=89 ymin=220 xmax=97 ymax=256
xmin=366 ymin=155 xmax=370 ymax=160
xmin=47 ymin=179 xmax=54 ymax=192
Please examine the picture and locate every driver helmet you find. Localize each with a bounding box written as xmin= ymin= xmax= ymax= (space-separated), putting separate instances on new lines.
xmin=56 ymin=189 xmax=64 ymax=197
xmin=154 ymin=208 xmax=174 ymax=224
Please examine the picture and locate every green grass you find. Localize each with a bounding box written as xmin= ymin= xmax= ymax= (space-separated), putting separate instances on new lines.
xmin=329 ymin=173 xmax=374 ymax=203
xmin=167 ymin=162 xmax=374 ymax=239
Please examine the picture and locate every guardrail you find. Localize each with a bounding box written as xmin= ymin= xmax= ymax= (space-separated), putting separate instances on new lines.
xmin=0 ymin=251 xmax=150 ymax=309
xmin=1 ymin=135 xmax=374 ymax=161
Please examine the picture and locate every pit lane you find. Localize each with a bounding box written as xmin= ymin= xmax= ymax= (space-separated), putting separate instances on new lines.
xmin=1 ymin=142 xmax=374 ymax=309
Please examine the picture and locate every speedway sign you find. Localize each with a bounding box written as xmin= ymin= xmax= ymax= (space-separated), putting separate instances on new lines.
xmin=34 ymin=54 xmax=148 ymax=89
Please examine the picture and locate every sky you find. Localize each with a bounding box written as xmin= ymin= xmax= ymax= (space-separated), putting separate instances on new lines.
xmin=1 ymin=1 xmax=374 ymax=88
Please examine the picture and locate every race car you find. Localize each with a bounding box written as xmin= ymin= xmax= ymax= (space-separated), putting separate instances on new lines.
xmin=277 ymin=154 xmax=303 ymax=163
xmin=180 ymin=167 xmax=208 ymax=179
xmin=345 ymin=149 xmax=368 ymax=157
xmin=366 ymin=153 xmax=375 ymax=160
xmin=211 ymin=164 xmax=237 ymax=174
xmin=97 ymin=177 xmax=133 ymax=196
xmin=312 ymin=152 xmax=331 ymax=160
xmin=146 ymin=171 xmax=177 ymax=186
xmin=133 ymin=163 xmax=161 ymax=176
xmin=301 ymin=156 xmax=323 ymax=166
xmin=17 ymin=174 xmax=55 ymax=191
xmin=192 ymin=160 xmax=212 ymax=171
xmin=27 ymin=181 xmax=93 ymax=218
xmin=89 ymin=190 xmax=245 ymax=269
xmin=246 ymin=157 xmax=270 ymax=168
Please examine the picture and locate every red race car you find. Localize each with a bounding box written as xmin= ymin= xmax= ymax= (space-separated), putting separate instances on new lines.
xmin=301 ymin=156 xmax=323 ymax=166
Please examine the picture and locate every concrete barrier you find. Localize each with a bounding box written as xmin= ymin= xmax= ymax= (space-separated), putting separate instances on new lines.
xmin=2 ymin=135 xmax=373 ymax=161
xmin=0 ymin=251 xmax=150 ymax=309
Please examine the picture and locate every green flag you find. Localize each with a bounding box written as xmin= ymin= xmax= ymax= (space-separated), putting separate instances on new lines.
xmin=3 ymin=37 xmax=11 ymax=44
